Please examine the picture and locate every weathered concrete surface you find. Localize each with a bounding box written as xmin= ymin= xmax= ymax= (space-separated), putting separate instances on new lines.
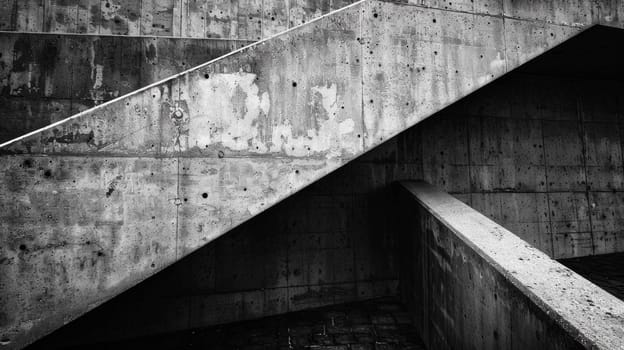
xmin=0 ymin=33 xmax=252 ymax=143
xmin=398 ymin=181 xmax=624 ymax=350
xmin=1 ymin=0 xmax=624 ymax=349
xmin=396 ymin=22 xmax=624 ymax=260
xmin=0 ymin=0 xmax=359 ymax=39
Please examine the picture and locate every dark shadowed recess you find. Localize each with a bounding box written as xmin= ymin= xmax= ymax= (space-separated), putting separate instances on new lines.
xmin=26 ymin=25 xmax=624 ymax=349
xmin=515 ymin=25 xmax=624 ymax=81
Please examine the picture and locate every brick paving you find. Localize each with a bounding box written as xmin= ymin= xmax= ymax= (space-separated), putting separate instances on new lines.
xmin=79 ymin=298 xmax=426 ymax=350
xmin=559 ymin=252 xmax=624 ymax=301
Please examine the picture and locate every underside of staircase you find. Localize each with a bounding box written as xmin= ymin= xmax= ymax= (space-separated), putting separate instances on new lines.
xmin=2 ymin=0 xmax=624 ymax=348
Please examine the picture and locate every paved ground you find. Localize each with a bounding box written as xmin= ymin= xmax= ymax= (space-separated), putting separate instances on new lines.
xmin=560 ymin=252 xmax=624 ymax=301
xmin=73 ymin=298 xmax=426 ymax=350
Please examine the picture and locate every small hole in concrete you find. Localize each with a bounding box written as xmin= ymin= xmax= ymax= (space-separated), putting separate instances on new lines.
xmin=19 ymin=244 xmax=26 ymax=251
xmin=44 ymin=170 xmax=52 ymax=177
xmin=202 ymin=193 xmax=208 ymax=198
xmin=292 ymin=81 xmax=297 ymax=87
xmin=243 ymin=188 xmax=247 ymax=191
xmin=373 ymin=13 xmax=378 ymax=18
xmin=295 ymin=170 xmax=300 ymax=174
xmin=218 ymin=151 xmax=225 ymax=158
xmin=432 ymin=18 xmax=436 ymax=23
xmin=204 ymin=73 xmax=210 ymax=79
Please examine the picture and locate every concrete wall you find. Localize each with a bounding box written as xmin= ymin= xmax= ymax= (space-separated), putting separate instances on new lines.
xmin=28 ymin=41 xmax=624 ymax=347
xmin=398 ymin=181 xmax=624 ymax=350
xmin=0 ymin=0 xmax=358 ymax=39
xmin=2 ymin=0 xmax=624 ymax=348
xmin=28 ymin=140 xmax=408 ymax=347
xmin=0 ymin=0 xmax=355 ymax=144
xmin=412 ymin=73 xmax=624 ymax=259
xmin=0 ymin=33 xmax=251 ymax=143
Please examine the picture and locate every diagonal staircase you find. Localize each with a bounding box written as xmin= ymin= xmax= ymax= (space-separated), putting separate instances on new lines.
xmin=1 ymin=0 xmax=623 ymax=348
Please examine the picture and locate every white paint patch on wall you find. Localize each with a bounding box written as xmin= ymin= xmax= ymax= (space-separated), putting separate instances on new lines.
xmin=185 ymin=74 xmax=358 ymax=158
xmin=187 ymin=72 xmax=270 ymax=152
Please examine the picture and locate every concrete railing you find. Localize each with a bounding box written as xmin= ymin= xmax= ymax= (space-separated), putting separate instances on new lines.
xmin=397 ymin=181 xmax=624 ymax=350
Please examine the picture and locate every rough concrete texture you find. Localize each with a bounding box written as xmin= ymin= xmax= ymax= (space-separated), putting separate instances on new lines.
xmin=399 ymin=181 xmax=624 ymax=350
xmin=0 ymin=33 xmax=252 ymax=142
xmin=0 ymin=0 xmax=358 ymax=39
xmin=26 ymin=136 xmax=406 ymax=347
xmin=560 ymin=252 xmax=624 ymax=301
xmin=24 ymin=60 xmax=624 ymax=347
xmin=1 ymin=0 xmax=624 ymax=348
xmin=409 ymin=73 xmax=624 ymax=259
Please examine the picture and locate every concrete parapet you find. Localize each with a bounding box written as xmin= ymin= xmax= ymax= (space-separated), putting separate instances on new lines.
xmin=398 ymin=181 xmax=624 ymax=350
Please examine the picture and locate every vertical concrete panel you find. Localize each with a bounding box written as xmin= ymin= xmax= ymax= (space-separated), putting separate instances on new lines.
xmin=548 ymin=192 xmax=593 ymax=258
xmin=543 ymin=120 xmax=586 ymax=192
xmin=0 ymin=0 xmax=17 ymax=30
xmin=9 ymin=35 xmax=43 ymax=98
xmin=500 ymin=193 xmax=552 ymax=255
xmin=238 ymin=0 xmax=263 ymax=40
xmin=204 ymin=0 xmax=236 ymax=38
xmin=589 ymin=192 xmax=624 ymax=255
xmin=15 ymin=0 xmax=45 ymax=32
xmin=45 ymin=0 xmax=79 ymax=33
xmin=70 ymin=35 xmax=102 ymax=102
xmin=42 ymin=35 xmax=73 ymax=99
xmin=421 ymin=115 xmax=470 ymax=193
xmin=583 ymin=122 xmax=624 ymax=191
xmin=181 ymin=0 xmax=207 ymax=37
xmin=361 ymin=1 xmax=506 ymax=151
xmin=141 ymin=0 xmax=178 ymax=36
xmin=263 ymin=0 xmax=289 ymax=37
xmin=0 ymin=34 xmax=16 ymax=97
xmin=76 ymin=0 xmax=100 ymax=33
xmin=100 ymin=0 xmax=141 ymax=35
